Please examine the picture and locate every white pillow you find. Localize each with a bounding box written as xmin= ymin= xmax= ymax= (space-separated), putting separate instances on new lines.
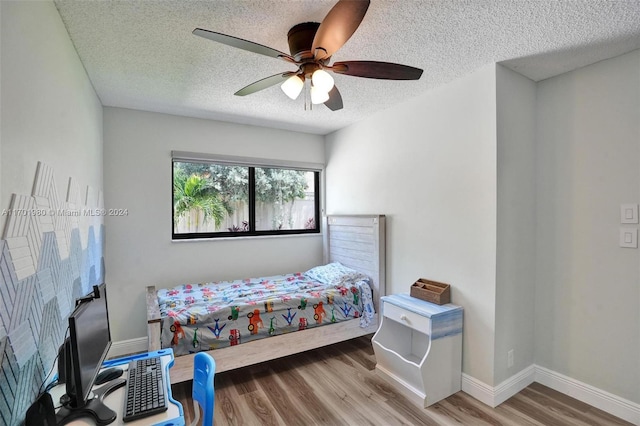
xmin=304 ymin=262 xmax=368 ymax=287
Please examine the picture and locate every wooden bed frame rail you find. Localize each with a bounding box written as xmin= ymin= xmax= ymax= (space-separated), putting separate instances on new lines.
xmin=146 ymin=214 xmax=385 ymax=384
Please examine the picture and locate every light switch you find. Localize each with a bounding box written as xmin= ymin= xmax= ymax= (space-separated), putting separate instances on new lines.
xmin=620 ymin=204 xmax=638 ymax=224
xmin=619 ymin=228 xmax=638 ymax=248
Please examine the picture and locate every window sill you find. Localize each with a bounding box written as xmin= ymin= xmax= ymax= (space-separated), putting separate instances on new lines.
xmin=171 ymin=232 xmax=323 ymax=243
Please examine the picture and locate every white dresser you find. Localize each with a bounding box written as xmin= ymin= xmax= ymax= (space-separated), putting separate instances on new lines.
xmin=372 ymin=293 xmax=463 ymax=407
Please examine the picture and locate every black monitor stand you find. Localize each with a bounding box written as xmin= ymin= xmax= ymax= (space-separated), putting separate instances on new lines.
xmin=55 ymin=378 xmax=126 ymax=426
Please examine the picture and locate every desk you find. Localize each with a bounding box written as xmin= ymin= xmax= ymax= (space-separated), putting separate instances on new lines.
xmin=50 ymin=349 xmax=184 ymax=426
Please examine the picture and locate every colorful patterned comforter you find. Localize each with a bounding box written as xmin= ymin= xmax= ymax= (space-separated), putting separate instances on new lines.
xmin=157 ymin=263 xmax=375 ymax=356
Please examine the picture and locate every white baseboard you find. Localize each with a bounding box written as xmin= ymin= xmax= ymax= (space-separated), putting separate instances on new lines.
xmin=107 ymin=337 xmax=148 ymax=359
xmin=462 ymin=373 xmax=498 ymax=406
xmin=535 ymin=366 xmax=640 ymax=425
xmin=495 ymin=365 xmax=536 ymax=406
xmin=462 ymin=365 xmax=535 ymax=407
xmin=463 ymin=365 xmax=640 ymax=425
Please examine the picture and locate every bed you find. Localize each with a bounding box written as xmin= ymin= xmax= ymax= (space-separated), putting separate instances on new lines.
xmin=146 ymin=215 xmax=386 ymax=384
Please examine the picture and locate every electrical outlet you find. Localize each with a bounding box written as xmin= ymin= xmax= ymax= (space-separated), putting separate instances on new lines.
xmin=507 ymin=349 xmax=514 ymax=368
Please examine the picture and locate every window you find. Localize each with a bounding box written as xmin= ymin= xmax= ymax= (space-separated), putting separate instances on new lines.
xmin=172 ymin=152 xmax=321 ymax=239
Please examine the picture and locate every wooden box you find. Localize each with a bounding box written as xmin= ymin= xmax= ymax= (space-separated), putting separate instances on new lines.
xmin=410 ymin=279 xmax=451 ymax=305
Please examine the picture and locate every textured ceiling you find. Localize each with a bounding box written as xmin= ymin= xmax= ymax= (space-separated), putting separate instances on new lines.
xmin=53 ymin=0 xmax=640 ymax=135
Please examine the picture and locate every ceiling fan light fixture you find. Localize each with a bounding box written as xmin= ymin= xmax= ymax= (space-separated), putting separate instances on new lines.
xmin=310 ymin=85 xmax=330 ymax=104
xmin=281 ymin=74 xmax=304 ymax=100
xmin=311 ymin=69 xmax=334 ymax=93
xmin=193 ymin=0 xmax=422 ymax=112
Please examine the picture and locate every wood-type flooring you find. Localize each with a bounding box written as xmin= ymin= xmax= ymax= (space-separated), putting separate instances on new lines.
xmin=171 ymin=335 xmax=632 ymax=426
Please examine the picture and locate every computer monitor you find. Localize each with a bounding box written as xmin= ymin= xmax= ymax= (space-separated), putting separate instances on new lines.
xmin=56 ymin=283 xmax=122 ymax=425
xmin=67 ymin=283 xmax=111 ymax=407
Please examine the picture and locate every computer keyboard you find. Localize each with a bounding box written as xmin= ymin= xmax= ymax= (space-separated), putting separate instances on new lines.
xmin=122 ymin=356 xmax=168 ymax=422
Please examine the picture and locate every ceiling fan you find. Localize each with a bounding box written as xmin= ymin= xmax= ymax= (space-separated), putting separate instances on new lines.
xmin=193 ymin=0 xmax=423 ymax=111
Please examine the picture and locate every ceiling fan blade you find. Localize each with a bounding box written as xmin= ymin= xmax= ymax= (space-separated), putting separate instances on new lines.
xmin=312 ymin=0 xmax=370 ymax=61
xmin=331 ymin=61 xmax=423 ymax=80
xmin=193 ymin=28 xmax=295 ymax=62
xmin=234 ymin=72 xmax=296 ymax=96
xmin=324 ymin=85 xmax=343 ymax=111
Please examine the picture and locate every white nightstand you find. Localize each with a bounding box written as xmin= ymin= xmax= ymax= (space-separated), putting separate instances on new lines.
xmin=372 ymin=293 xmax=463 ymax=407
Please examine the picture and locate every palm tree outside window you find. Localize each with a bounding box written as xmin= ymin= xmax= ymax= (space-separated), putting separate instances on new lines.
xmin=172 ymin=158 xmax=320 ymax=239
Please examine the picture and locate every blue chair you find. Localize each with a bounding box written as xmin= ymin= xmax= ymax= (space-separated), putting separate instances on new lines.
xmin=191 ymin=352 xmax=216 ymax=426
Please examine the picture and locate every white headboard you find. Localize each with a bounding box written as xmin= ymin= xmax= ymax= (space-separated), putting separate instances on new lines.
xmin=323 ymin=215 xmax=386 ymax=312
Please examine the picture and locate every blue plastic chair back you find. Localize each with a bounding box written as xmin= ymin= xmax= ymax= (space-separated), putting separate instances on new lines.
xmin=192 ymin=352 xmax=216 ymax=426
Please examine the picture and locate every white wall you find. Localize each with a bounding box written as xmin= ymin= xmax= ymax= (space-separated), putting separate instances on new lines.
xmin=100 ymin=41 xmax=640 ymax=408
xmin=535 ymin=50 xmax=640 ymax=403
xmin=103 ymin=107 xmax=325 ymax=341
xmin=1 ymin=1 xmax=103 ymax=423
xmin=325 ymin=65 xmax=499 ymax=385
xmin=3 ymin=0 xmax=637 ymax=412
xmin=494 ymin=65 xmax=537 ymax=384
xmin=1 ymin=0 xmax=103 ymax=229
